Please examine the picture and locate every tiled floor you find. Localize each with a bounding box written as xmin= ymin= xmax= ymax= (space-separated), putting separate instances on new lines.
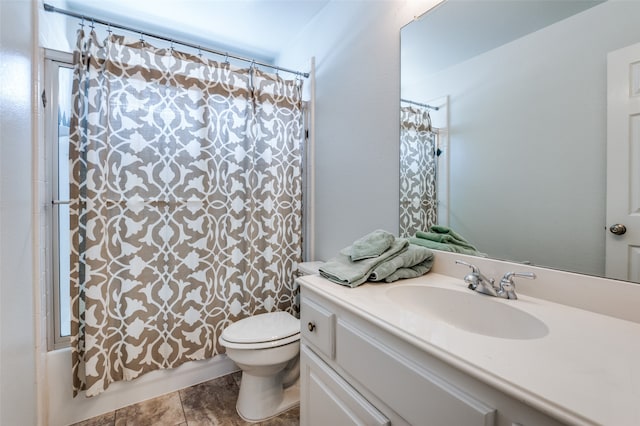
xmin=72 ymin=372 xmax=299 ymax=426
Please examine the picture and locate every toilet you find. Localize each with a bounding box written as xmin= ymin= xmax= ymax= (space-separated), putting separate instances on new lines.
xmin=219 ymin=311 xmax=301 ymax=422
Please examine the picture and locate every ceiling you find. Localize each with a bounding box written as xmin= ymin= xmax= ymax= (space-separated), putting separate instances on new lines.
xmin=46 ymin=0 xmax=330 ymax=63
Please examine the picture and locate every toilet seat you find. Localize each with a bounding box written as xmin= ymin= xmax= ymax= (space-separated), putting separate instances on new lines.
xmin=220 ymin=311 xmax=300 ymax=350
xmin=219 ymin=332 xmax=300 ymax=350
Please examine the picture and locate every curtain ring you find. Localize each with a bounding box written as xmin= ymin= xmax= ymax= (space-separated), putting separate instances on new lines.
xmin=197 ymin=46 xmax=202 ymax=58
xmin=79 ymin=17 xmax=84 ymax=28
xmin=224 ymin=52 xmax=229 ymax=65
xmin=90 ymin=18 xmax=95 ymax=30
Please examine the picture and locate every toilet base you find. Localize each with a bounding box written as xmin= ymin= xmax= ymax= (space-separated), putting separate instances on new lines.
xmin=236 ymin=372 xmax=300 ymax=423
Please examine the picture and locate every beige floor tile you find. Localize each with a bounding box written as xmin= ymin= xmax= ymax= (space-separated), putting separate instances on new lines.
xmin=114 ymin=392 xmax=185 ymax=426
xmin=71 ymin=411 xmax=115 ymax=426
xmin=180 ymin=374 xmax=242 ymax=425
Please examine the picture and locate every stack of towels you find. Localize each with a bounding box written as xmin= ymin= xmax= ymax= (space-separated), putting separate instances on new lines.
xmin=410 ymin=225 xmax=484 ymax=256
xmin=319 ymin=230 xmax=434 ymax=288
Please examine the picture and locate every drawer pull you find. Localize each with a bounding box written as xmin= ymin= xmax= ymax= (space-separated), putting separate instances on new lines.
xmin=307 ymin=322 xmax=316 ymax=332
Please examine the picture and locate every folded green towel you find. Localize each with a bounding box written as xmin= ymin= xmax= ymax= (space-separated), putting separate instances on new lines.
xmin=414 ymin=231 xmax=477 ymax=251
xmin=369 ymin=244 xmax=434 ymax=282
xmin=409 ymin=236 xmax=485 ymax=256
xmin=320 ymin=238 xmax=409 ymax=288
xmin=344 ymin=229 xmax=395 ymax=261
xmin=415 ymin=226 xmax=478 ymax=251
xmin=431 ymin=225 xmax=469 ymax=241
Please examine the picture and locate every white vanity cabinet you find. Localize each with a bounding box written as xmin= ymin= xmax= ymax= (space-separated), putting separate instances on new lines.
xmin=299 ymin=285 xmax=568 ymax=426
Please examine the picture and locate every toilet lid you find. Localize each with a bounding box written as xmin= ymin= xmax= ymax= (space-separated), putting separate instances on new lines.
xmin=221 ymin=311 xmax=300 ymax=344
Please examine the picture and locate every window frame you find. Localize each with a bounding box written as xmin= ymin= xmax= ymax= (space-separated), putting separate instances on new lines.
xmin=44 ymin=48 xmax=74 ymax=350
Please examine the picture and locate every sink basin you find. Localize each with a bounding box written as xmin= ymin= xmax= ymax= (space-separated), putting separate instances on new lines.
xmin=387 ymin=285 xmax=549 ymax=340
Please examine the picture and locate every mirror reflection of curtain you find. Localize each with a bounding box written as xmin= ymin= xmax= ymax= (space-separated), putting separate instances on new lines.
xmin=68 ymin=30 xmax=304 ymax=396
xmin=399 ymin=106 xmax=437 ymax=238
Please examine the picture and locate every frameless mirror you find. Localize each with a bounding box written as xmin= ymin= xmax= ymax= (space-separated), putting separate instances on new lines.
xmin=401 ymin=0 xmax=640 ymax=282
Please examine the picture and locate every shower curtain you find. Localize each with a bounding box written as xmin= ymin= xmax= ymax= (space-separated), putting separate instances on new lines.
xmin=399 ymin=106 xmax=437 ymax=238
xmin=68 ymin=30 xmax=304 ymax=397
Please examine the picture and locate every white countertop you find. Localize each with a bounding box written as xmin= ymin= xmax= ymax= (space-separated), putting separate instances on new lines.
xmin=299 ymin=272 xmax=640 ymax=426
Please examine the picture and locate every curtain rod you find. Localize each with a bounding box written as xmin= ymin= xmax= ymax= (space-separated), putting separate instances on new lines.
xmin=43 ymin=3 xmax=310 ymax=78
xmin=401 ymin=98 xmax=439 ymax=111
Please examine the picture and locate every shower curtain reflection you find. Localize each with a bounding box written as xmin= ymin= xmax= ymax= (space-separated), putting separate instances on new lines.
xmin=399 ymin=106 xmax=437 ymax=238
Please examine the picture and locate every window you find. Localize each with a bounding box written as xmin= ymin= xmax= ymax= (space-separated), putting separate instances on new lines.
xmin=45 ymin=49 xmax=73 ymax=349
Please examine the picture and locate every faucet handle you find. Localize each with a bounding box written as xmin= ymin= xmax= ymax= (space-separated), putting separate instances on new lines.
xmin=498 ymin=272 xmax=536 ymax=299
xmin=455 ymin=260 xmax=480 ymax=289
xmin=502 ymin=272 xmax=536 ymax=282
xmin=455 ymin=260 xmax=495 ymax=291
xmin=455 ymin=259 xmax=479 ymax=274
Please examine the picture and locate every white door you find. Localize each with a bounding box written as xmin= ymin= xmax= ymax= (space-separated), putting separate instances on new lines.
xmin=606 ymin=42 xmax=640 ymax=282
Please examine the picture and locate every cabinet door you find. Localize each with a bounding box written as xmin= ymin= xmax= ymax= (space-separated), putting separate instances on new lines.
xmin=301 ymin=345 xmax=390 ymax=426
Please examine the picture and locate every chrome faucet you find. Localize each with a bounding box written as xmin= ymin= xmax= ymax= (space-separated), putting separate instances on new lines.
xmin=496 ymin=271 xmax=536 ymax=300
xmin=455 ymin=260 xmax=536 ymax=300
xmin=455 ymin=260 xmax=497 ymax=297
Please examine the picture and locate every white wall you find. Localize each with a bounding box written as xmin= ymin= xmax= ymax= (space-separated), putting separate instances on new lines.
xmin=277 ymin=0 xmax=441 ymax=262
xmin=403 ymin=1 xmax=640 ymax=276
xmin=0 ymin=0 xmax=39 ymax=425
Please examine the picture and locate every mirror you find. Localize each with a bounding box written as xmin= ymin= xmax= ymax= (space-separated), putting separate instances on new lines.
xmin=401 ymin=0 xmax=640 ymax=282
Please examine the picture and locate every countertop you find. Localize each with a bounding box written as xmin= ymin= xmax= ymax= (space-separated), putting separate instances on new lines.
xmin=298 ymin=272 xmax=640 ymax=426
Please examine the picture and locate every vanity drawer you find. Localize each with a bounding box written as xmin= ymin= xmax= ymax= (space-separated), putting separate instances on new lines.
xmin=336 ymin=319 xmax=496 ymax=426
xmin=300 ymin=297 xmax=335 ymax=359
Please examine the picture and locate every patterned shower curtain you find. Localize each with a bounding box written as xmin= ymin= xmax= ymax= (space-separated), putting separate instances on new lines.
xmin=68 ymin=30 xmax=304 ymax=397
xmin=399 ymin=106 xmax=437 ymax=238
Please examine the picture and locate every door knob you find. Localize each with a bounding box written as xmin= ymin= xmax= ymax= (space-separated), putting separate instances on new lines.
xmin=609 ymin=224 xmax=627 ymax=235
